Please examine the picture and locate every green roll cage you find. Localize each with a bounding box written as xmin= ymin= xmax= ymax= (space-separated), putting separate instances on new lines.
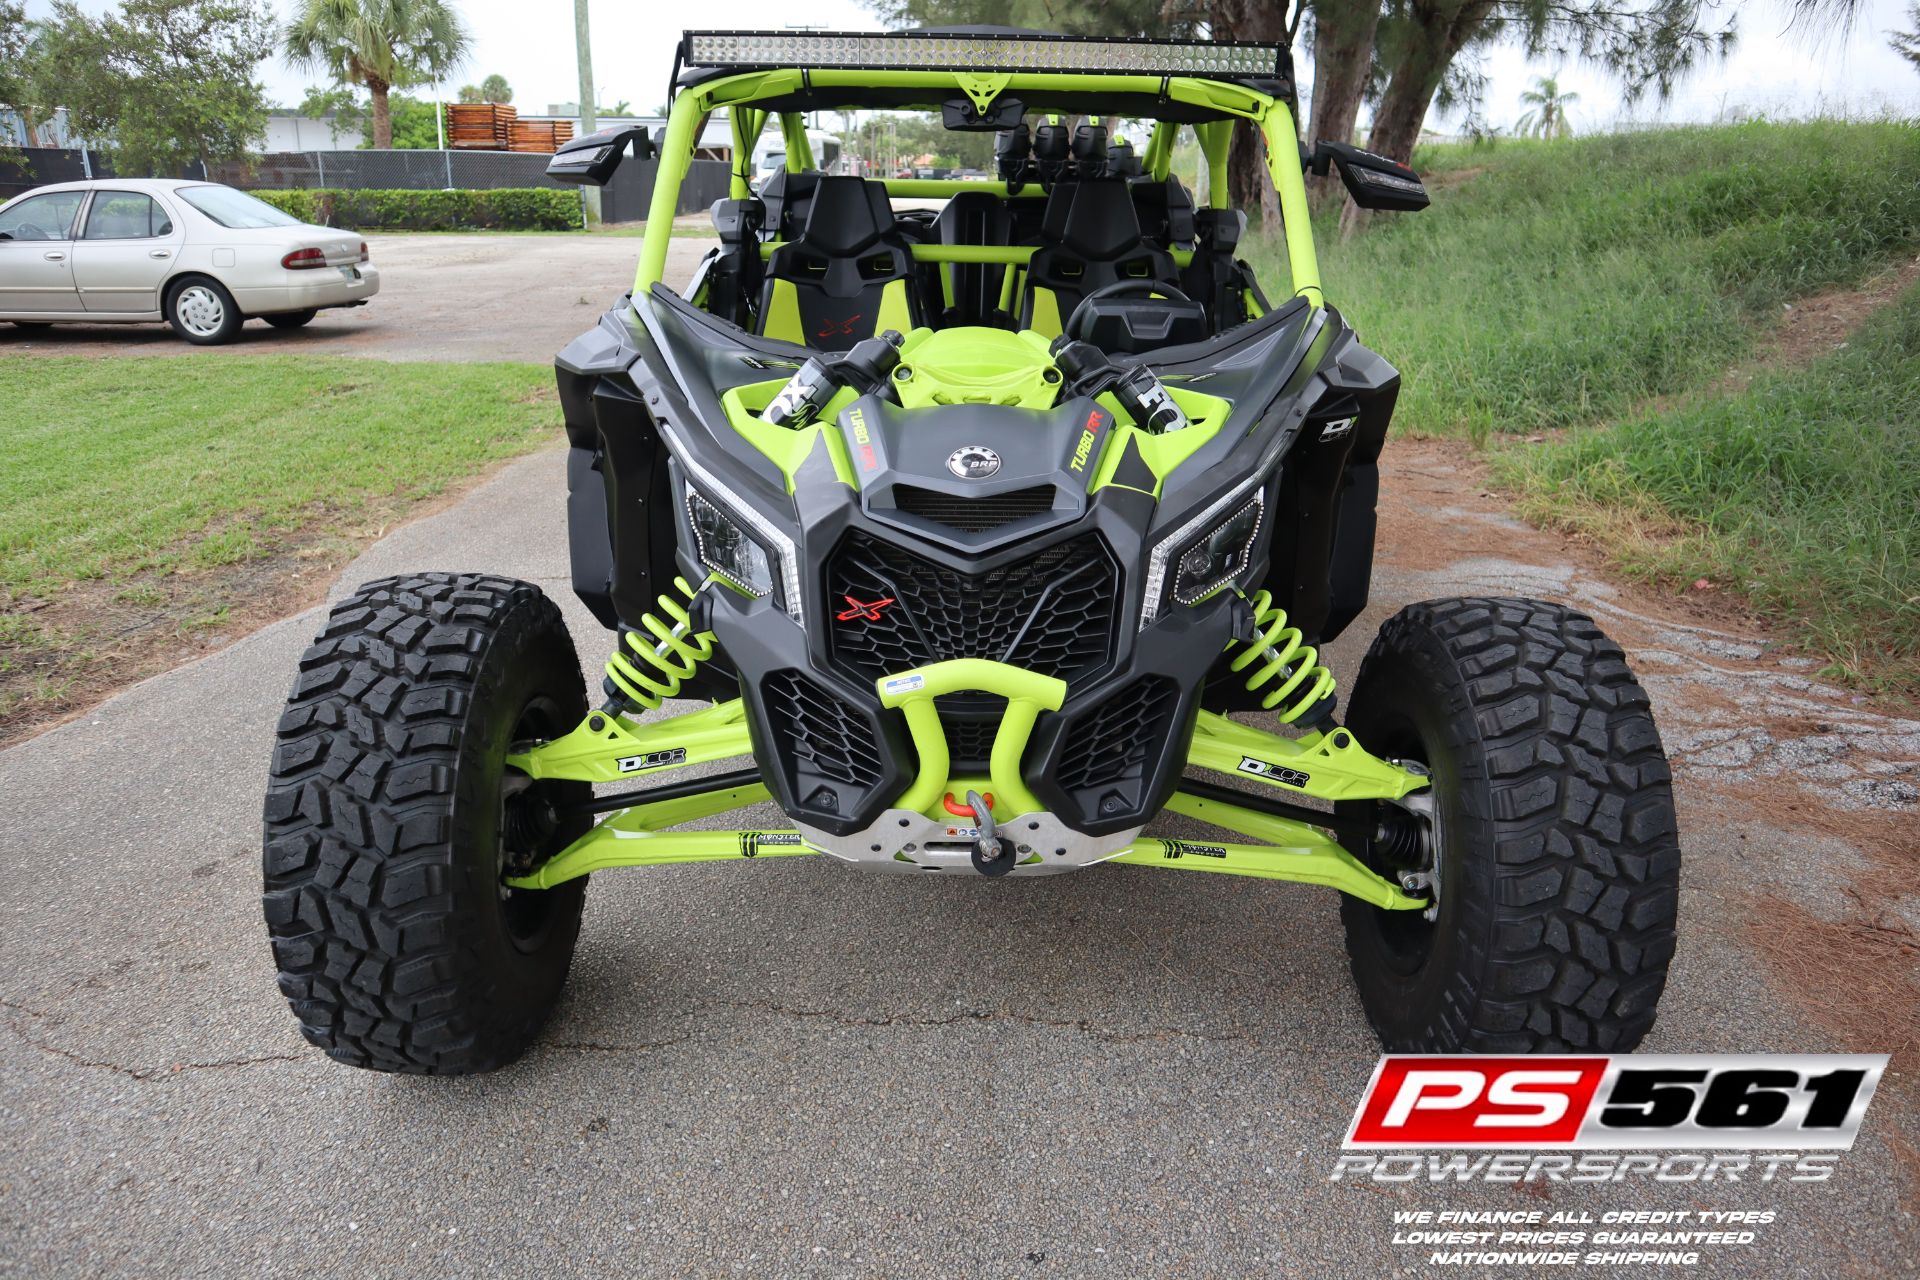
xmin=516 ymin=67 xmax=1428 ymax=908
xmin=632 ymin=67 xmax=1322 ymax=310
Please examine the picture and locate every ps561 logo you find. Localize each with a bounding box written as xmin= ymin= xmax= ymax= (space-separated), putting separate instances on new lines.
xmin=1345 ymin=1054 xmax=1885 ymax=1150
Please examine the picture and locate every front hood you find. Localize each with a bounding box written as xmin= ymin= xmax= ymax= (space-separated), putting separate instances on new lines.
xmin=841 ymin=397 xmax=1106 ymax=549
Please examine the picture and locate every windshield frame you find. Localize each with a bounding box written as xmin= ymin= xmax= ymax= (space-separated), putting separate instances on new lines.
xmin=634 ymin=68 xmax=1319 ymax=311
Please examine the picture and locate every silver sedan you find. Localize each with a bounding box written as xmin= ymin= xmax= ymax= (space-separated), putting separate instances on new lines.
xmin=0 ymin=178 xmax=380 ymax=344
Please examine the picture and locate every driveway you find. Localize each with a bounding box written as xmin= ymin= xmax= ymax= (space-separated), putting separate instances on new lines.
xmin=0 ymin=233 xmax=712 ymax=363
xmin=1 ymin=438 xmax=1914 ymax=1278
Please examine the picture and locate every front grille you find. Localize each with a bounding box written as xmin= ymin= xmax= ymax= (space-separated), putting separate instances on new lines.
xmin=826 ymin=532 xmax=1119 ymax=687
xmin=761 ymin=670 xmax=884 ymax=814
xmin=938 ymin=695 xmax=1007 ymax=772
xmin=1054 ymin=675 xmax=1182 ymax=821
xmin=892 ymin=483 xmax=1057 ymax=533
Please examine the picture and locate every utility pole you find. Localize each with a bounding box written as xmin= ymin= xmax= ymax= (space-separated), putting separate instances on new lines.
xmin=575 ymin=0 xmax=600 ymax=225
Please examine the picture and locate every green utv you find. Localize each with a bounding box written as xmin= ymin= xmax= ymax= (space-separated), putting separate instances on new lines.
xmin=262 ymin=29 xmax=1680 ymax=1073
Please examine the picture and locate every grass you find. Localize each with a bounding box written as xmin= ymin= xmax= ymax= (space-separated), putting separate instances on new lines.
xmin=1255 ymin=121 xmax=1920 ymax=443
xmin=1499 ymin=283 xmax=1920 ymax=694
xmin=1243 ymin=119 xmax=1920 ymax=694
xmin=0 ymin=355 xmax=559 ymax=733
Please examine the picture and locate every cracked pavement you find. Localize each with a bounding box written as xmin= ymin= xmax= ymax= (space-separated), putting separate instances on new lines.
xmin=3 ymin=435 xmax=1917 ymax=1275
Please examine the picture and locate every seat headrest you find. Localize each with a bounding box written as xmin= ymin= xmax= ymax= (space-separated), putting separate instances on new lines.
xmin=799 ymin=177 xmax=896 ymax=257
xmin=759 ymin=169 xmax=819 ymax=237
xmin=1040 ymin=178 xmax=1146 ymax=259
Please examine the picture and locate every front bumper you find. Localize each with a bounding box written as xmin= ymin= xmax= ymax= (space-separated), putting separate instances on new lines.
xmin=232 ymin=264 xmax=380 ymax=315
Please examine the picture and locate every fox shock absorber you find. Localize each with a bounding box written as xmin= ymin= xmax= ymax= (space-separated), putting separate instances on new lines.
xmin=761 ymin=331 xmax=904 ymax=428
xmin=601 ymin=577 xmax=718 ymax=713
xmin=1228 ymin=590 xmax=1338 ymax=728
xmin=1050 ymin=338 xmax=1189 ymax=433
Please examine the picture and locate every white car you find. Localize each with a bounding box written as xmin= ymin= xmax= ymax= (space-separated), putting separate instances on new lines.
xmin=0 ymin=178 xmax=379 ymax=344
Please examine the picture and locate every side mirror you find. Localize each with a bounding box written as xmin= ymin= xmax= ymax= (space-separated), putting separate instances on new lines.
xmin=1309 ymin=141 xmax=1429 ymax=212
xmin=545 ymin=125 xmax=658 ymax=186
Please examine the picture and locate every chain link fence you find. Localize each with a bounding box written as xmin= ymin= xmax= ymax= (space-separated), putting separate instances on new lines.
xmin=4 ymin=146 xmax=735 ymax=227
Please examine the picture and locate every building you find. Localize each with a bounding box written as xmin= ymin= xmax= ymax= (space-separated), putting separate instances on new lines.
xmin=258 ymin=109 xmax=368 ymax=151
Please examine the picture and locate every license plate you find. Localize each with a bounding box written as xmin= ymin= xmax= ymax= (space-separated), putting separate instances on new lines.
xmin=338 ymin=266 xmax=359 ymax=280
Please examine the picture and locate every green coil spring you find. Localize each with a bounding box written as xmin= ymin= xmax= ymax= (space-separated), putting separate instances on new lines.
xmin=603 ymin=577 xmax=717 ymax=711
xmin=1228 ymin=589 xmax=1337 ymax=725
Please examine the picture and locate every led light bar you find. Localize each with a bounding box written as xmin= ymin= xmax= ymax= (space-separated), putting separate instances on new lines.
xmin=683 ymin=30 xmax=1286 ymax=79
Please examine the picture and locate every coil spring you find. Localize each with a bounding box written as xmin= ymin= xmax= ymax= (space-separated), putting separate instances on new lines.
xmin=1228 ymin=590 xmax=1337 ymax=726
xmin=603 ymin=577 xmax=716 ymax=712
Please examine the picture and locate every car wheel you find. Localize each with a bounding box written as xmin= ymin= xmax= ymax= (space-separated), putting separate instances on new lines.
xmin=165 ymin=277 xmax=244 ymax=345
xmin=263 ymin=309 xmax=318 ymax=330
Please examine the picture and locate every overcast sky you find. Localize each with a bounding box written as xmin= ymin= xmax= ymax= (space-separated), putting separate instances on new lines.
xmin=22 ymin=0 xmax=1920 ymax=128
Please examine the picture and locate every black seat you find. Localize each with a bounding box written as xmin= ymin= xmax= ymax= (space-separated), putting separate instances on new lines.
xmin=1181 ymin=207 xmax=1253 ymax=335
xmin=1129 ymin=176 xmax=1197 ymax=251
xmin=1018 ymin=178 xmax=1178 ymax=338
xmin=930 ymin=190 xmax=1015 ymax=328
xmin=758 ymin=177 xmax=921 ymax=350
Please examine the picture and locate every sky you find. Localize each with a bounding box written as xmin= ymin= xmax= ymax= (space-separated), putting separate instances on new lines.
xmin=21 ymin=0 xmax=1920 ymax=129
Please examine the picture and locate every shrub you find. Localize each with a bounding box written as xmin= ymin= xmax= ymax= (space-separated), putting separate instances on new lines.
xmin=249 ymin=187 xmax=581 ymax=231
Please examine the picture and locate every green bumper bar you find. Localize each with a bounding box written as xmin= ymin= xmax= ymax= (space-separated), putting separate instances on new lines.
xmin=877 ymin=658 xmax=1066 ymax=816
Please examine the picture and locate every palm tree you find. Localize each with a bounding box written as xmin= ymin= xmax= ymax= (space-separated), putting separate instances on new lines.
xmin=284 ymin=0 xmax=472 ymax=149
xmin=1516 ymin=75 xmax=1580 ymax=141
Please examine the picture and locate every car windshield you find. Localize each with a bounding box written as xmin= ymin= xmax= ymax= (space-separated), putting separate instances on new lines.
xmin=175 ymin=185 xmax=303 ymax=229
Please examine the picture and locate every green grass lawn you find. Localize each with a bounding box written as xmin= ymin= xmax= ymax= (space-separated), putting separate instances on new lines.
xmin=0 ymin=357 xmax=556 ymax=597
xmin=1500 ymin=283 xmax=1920 ymax=694
xmin=1256 ymin=121 xmax=1920 ymax=442
xmin=0 ymin=355 xmax=559 ymax=732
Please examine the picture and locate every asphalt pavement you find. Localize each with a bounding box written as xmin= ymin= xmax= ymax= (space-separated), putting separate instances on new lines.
xmin=3 ymin=441 xmax=1915 ymax=1278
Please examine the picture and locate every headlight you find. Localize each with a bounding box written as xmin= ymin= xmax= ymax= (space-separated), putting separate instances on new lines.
xmin=1139 ymin=478 xmax=1266 ymax=627
xmin=1171 ymin=495 xmax=1263 ymax=605
xmin=673 ymin=450 xmax=803 ymax=625
xmin=687 ymin=489 xmax=773 ymax=597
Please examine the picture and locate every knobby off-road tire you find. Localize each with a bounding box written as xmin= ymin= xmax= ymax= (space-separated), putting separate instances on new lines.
xmin=1339 ymin=597 xmax=1680 ymax=1052
xmin=262 ymin=573 xmax=592 ymax=1073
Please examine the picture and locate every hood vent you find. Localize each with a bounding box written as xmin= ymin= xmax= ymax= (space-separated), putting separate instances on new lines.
xmin=892 ymin=483 xmax=1056 ymax=534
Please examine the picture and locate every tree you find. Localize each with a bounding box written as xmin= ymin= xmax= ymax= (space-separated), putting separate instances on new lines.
xmin=1515 ymin=72 xmax=1577 ymax=137
xmin=455 ymin=75 xmax=509 ymax=103
xmin=1304 ymin=0 xmax=1383 ymax=209
xmin=283 ymin=0 xmax=472 ymax=149
xmin=298 ymin=83 xmax=364 ymax=143
xmin=26 ymin=0 xmax=275 ymax=173
xmin=1893 ymin=3 xmax=1920 ymax=71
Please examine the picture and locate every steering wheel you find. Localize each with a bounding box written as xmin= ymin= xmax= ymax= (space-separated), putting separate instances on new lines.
xmin=6 ymin=223 xmax=50 ymax=242
xmin=1063 ymin=279 xmax=1194 ymax=343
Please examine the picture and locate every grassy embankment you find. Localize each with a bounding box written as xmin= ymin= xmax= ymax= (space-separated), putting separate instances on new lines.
xmin=0 ymin=357 xmax=557 ymax=738
xmin=1259 ymin=121 xmax=1920 ymax=693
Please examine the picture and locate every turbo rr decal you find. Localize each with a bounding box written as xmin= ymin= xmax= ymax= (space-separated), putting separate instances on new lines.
xmin=1068 ymin=406 xmax=1109 ymax=475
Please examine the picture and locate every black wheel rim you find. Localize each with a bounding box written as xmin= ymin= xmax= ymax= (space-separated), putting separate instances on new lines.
xmin=1345 ymin=714 xmax=1445 ymax=977
xmin=496 ymin=696 xmax=575 ymax=950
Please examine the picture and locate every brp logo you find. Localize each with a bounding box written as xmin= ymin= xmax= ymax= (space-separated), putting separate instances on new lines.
xmin=946 ymin=445 xmax=1002 ymax=480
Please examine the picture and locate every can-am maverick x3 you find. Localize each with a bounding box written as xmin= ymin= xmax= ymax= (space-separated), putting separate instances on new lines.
xmin=263 ymin=28 xmax=1680 ymax=1073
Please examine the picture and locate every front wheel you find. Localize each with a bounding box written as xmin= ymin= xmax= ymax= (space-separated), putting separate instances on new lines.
xmin=1338 ymin=598 xmax=1679 ymax=1052
xmin=262 ymin=573 xmax=591 ymax=1073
